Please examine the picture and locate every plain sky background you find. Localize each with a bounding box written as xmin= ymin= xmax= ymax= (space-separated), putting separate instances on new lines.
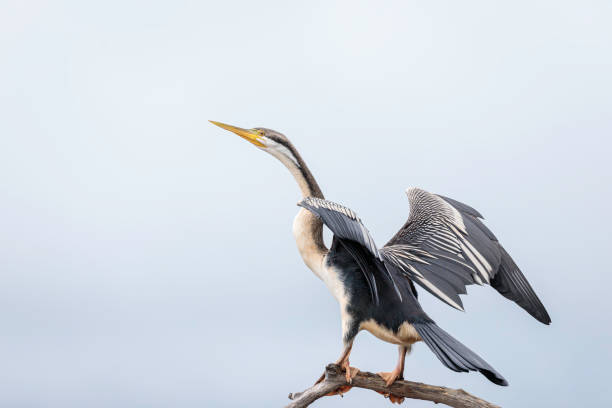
xmin=1 ymin=1 xmax=611 ymax=407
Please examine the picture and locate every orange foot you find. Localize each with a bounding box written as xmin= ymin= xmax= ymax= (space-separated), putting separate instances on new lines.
xmin=325 ymin=385 xmax=353 ymax=397
xmin=341 ymin=363 xmax=360 ymax=384
xmin=324 ymin=363 xmax=359 ymax=397
xmin=389 ymin=394 xmax=405 ymax=404
xmin=378 ymin=370 xmax=402 ymax=387
xmin=316 ymin=360 xmax=359 ymax=398
xmin=376 ymin=390 xmax=405 ymax=405
xmin=339 ymin=356 xmax=360 ymax=384
xmin=377 ymin=370 xmax=405 ymax=404
xmin=314 ymin=363 xmax=358 ymax=386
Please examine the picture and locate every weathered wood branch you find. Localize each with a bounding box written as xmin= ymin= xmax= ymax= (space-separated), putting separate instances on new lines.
xmin=286 ymin=364 xmax=500 ymax=408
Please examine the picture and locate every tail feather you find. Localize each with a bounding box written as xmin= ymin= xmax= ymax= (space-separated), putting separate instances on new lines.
xmin=413 ymin=321 xmax=508 ymax=386
xmin=491 ymin=246 xmax=551 ymax=325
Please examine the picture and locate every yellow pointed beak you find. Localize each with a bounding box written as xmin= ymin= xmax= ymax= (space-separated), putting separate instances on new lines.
xmin=209 ymin=120 xmax=266 ymax=148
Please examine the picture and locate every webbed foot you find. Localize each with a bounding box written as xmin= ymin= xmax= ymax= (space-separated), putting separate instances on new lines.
xmin=376 ymin=390 xmax=405 ymax=404
xmin=340 ymin=359 xmax=360 ymax=384
xmin=378 ymin=369 xmax=403 ymax=387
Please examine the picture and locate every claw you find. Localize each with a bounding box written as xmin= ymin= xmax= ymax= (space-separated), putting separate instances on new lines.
xmin=345 ymin=366 xmax=360 ymax=383
xmin=339 ymin=357 xmax=359 ymax=383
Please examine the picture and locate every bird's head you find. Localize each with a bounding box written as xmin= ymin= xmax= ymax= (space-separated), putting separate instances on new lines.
xmin=209 ymin=120 xmax=301 ymax=169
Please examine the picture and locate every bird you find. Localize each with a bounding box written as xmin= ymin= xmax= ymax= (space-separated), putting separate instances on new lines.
xmin=210 ymin=120 xmax=550 ymax=399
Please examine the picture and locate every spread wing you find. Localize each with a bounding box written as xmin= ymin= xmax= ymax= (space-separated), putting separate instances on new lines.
xmin=298 ymin=197 xmax=402 ymax=303
xmin=380 ymin=187 xmax=550 ymax=324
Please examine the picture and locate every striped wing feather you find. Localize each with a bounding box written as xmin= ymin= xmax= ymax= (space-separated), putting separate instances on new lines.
xmin=381 ymin=188 xmax=550 ymax=324
xmin=298 ymin=197 xmax=402 ymax=303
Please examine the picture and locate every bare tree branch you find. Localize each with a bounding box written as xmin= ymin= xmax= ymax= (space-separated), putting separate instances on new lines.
xmin=286 ymin=364 xmax=500 ymax=408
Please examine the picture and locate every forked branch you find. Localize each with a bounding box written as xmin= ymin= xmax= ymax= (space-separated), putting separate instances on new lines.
xmin=286 ymin=364 xmax=500 ymax=408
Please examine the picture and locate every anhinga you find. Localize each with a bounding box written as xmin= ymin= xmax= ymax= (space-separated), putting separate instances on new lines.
xmin=210 ymin=121 xmax=550 ymax=398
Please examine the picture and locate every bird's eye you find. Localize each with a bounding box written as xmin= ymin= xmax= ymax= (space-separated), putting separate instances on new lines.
xmin=258 ymin=130 xmax=265 ymax=136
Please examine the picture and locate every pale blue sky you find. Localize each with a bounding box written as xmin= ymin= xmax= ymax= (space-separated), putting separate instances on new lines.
xmin=1 ymin=1 xmax=611 ymax=407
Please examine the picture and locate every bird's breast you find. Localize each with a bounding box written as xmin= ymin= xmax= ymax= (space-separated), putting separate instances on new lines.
xmin=292 ymin=210 xmax=349 ymax=305
xmin=317 ymin=262 xmax=350 ymax=304
xmin=292 ymin=208 xmax=327 ymax=275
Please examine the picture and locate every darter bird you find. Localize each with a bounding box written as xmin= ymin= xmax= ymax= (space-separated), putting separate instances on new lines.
xmin=210 ymin=121 xmax=550 ymax=397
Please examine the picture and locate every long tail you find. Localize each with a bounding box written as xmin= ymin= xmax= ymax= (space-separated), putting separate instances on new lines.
xmin=491 ymin=246 xmax=551 ymax=325
xmin=413 ymin=321 xmax=508 ymax=386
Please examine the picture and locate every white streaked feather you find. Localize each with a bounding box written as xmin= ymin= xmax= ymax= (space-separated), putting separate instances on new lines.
xmin=455 ymin=237 xmax=488 ymax=284
xmin=416 ymin=276 xmax=464 ymax=311
xmin=448 ymin=224 xmax=491 ymax=283
xmin=460 ymin=232 xmax=493 ymax=273
xmin=379 ymin=188 xmax=499 ymax=307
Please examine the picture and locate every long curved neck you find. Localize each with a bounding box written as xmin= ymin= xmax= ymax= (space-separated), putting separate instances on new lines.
xmin=288 ymin=152 xmax=324 ymax=200
xmin=276 ymin=145 xmax=328 ymax=273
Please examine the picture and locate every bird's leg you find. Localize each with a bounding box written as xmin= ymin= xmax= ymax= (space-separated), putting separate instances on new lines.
xmin=315 ymin=341 xmax=359 ymax=387
xmin=378 ymin=345 xmax=408 ymax=386
xmin=377 ymin=345 xmax=408 ymax=404
xmin=320 ymin=342 xmax=360 ymax=397
xmin=337 ymin=343 xmax=360 ymax=384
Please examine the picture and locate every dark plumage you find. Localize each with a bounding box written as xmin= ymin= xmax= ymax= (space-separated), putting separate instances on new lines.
xmin=491 ymin=247 xmax=551 ymax=324
xmin=301 ymin=196 xmax=508 ymax=386
xmin=414 ymin=322 xmax=507 ymax=386
xmin=211 ymin=120 xmax=550 ymax=393
xmin=381 ymin=188 xmax=551 ymax=325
